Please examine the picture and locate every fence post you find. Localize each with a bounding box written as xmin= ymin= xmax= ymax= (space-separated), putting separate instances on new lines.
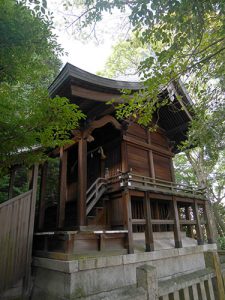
xmin=23 ymin=163 xmax=39 ymax=299
xmin=204 ymin=250 xmax=225 ymax=300
xmin=136 ymin=264 xmax=158 ymax=300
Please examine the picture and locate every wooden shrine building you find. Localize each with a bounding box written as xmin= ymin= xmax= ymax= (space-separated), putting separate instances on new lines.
xmin=34 ymin=63 xmax=215 ymax=256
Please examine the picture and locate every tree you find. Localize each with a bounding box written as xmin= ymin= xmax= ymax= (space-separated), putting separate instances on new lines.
xmin=97 ymin=35 xmax=150 ymax=79
xmin=63 ymin=1 xmax=225 ymax=126
xmin=0 ymin=0 xmax=85 ymax=173
xmin=67 ymin=1 xmax=225 ymax=238
xmin=174 ymin=150 xmax=225 ymax=236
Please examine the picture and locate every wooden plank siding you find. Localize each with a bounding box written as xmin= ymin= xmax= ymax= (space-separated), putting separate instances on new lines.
xmin=153 ymin=153 xmax=172 ymax=181
xmin=0 ymin=165 xmax=38 ymax=295
xmin=125 ymin=123 xmax=173 ymax=182
xmin=127 ymin=144 xmax=150 ymax=177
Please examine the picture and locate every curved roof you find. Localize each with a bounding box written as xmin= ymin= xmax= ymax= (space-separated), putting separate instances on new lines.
xmin=49 ymin=63 xmax=142 ymax=97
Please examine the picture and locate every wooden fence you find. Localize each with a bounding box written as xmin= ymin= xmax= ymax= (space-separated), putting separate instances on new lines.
xmin=0 ymin=165 xmax=38 ymax=296
xmin=137 ymin=251 xmax=225 ymax=300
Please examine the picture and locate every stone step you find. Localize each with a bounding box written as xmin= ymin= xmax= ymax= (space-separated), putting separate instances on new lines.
xmin=80 ymin=285 xmax=147 ymax=300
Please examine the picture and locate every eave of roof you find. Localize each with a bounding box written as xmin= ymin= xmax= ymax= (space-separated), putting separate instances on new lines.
xmin=49 ymin=63 xmax=142 ymax=97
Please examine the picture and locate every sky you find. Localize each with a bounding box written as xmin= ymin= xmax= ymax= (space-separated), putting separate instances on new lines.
xmin=57 ymin=35 xmax=113 ymax=74
xmin=48 ymin=1 xmax=117 ymax=74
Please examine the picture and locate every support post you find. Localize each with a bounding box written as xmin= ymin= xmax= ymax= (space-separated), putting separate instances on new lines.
xmin=121 ymin=140 xmax=128 ymax=172
xmin=204 ymin=201 xmax=216 ymax=244
xmin=23 ymin=164 xmax=39 ymax=296
xmin=172 ymin=197 xmax=182 ymax=248
xmin=123 ymin=189 xmax=134 ymax=254
xmin=136 ymin=264 xmax=158 ymax=300
xmin=78 ymin=137 xmax=87 ymax=226
xmin=38 ymin=161 xmax=48 ymax=231
xmin=57 ymin=147 xmax=68 ymax=229
xmin=144 ymin=192 xmax=154 ymax=251
xmin=193 ymin=200 xmax=204 ymax=245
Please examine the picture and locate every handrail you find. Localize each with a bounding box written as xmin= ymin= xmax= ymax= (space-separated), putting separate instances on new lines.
xmin=129 ymin=173 xmax=203 ymax=191
xmin=86 ymin=177 xmax=107 ymax=199
xmin=86 ymin=177 xmax=108 ymax=215
xmin=119 ymin=172 xmax=206 ymax=198
xmin=0 ymin=190 xmax=32 ymax=208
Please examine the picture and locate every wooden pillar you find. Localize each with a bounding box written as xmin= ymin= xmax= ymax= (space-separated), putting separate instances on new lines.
xmin=57 ymin=147 xmax=68 ymax=229
xmin=8 ymin=167 xmax=16 ymax=199
xmin=38 ymin=162 xmax=48 ymax=231
xmin=172 ymin=197 xmax=182 ymax=248
xmin=123 ymin=189 xmax=134 ymax=254
xmin=78 ymin=137 xmax=87 ymax=226
xmin=155 ymin=201 xmax=161 ymax=232
xmin=121 ymin=140 xmax=128 ymax=172
xmin=193 ymin=200 xmax=204 ymax=245
xmin=144 ymin=192 xmax=154 ymax=251
xmin=170 ymin=158 xmax=176 ymax=182
xmin=23 ymin=164 xmax=39 ymax=294
xmin=204 ymin=201 xmax=215 ymax=244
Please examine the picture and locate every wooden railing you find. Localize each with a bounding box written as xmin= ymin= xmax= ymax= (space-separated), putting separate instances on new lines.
xmin=136 ymin=250 xmax=225 ymax=300
xmin=0 ymin=164 xmax=38 ymax=296
xmin=120 ymin=172 xmax=206 ymax=199
xmin=86 ymin=177 xmax=108 ymax=215
xmin=158 ymin=268 xmax=216 ymax=300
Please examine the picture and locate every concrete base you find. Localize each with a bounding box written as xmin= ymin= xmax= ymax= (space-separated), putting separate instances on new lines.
xmin=1 ymin=279 xmax=23 ymax=300
xmin=31 ymin=244 xmax=216 ymax=300
xmin=133 ymin=231 xmax=197 ymax=251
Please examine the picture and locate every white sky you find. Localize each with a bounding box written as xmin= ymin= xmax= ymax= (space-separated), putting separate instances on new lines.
xmin=49 ymin=1 xmax=118 ymax=74
xmin=57 ymin=35 xmax=113 ymax=74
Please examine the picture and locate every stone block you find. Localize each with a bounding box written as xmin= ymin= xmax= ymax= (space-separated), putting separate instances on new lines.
xmin=78 ymin=258 xmax=97 ymax=270
xmin=33 ymin=257 xmax=78 ymax=273
xmin=95 ymin=255 xmax=123 ymax=268
xmin=136 ymin=264 xmax=158 ymax=300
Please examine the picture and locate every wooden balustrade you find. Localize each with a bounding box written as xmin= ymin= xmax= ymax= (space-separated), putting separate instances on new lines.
xmin=124 ymin=172 xmax=206 ymax=199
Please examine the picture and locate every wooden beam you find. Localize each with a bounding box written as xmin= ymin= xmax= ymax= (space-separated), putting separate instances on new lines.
xmin=38 ymin=162 xmax=48 ymax=231
xmin=71 ymin=85 xmax=121 ymax=102
xmin=57 ymin=148 xmax=68 ymax=229
xmin=123 ymin=189 xmax=134 ymax=254
xmin=193 ymin=200 xmax=204 ymax=245
xmin=143 ymin=192 xmax=154 ymax=251
xmin=149 ymin=193 xmax=173 ymax=201
xmin=123 ymin=135 xmax=173 ymax=157
xmin=149 ymin=150 xmax=155 ymax=179
xmin=88 ymin=115 xmax=122 ymax=132
xmin=131 ymin=219 xmax=175 ymax=225
xmin=172 ymin=197 xmax=182 ymax=248
xmin=78 ymin=138 xmax=87 ymax=226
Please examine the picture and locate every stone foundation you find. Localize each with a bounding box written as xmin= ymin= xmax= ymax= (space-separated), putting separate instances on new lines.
xmin=31 ymin=244 xmax=216 ymax=300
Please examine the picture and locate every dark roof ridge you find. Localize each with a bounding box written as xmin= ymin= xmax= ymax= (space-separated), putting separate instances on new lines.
xmin=49 ymin=62 xmax=142 ymax=96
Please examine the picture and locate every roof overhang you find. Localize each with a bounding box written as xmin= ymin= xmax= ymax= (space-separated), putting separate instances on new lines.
xmin=48 ymin=63 xmax=193 ymax=153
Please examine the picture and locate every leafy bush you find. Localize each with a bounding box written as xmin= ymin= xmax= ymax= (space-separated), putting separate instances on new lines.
xmin=218 ymin=236 xmax=225 ymax=250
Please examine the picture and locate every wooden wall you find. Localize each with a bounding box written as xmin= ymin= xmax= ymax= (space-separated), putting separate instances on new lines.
xmin=125 ymin=123 xmax=173 ymax=182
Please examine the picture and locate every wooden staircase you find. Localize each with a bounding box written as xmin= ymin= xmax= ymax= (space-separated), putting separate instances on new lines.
xmin=86 ymin=177 xmax=108 ymax=227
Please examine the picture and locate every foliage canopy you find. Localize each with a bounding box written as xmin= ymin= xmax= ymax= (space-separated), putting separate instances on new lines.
xmin=0 ymin=0 xmax=85 ymax=173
